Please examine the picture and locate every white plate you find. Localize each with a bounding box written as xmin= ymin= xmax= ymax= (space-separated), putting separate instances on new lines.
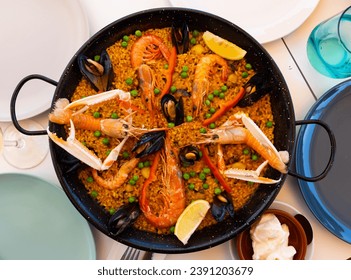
xmin=169 ymin=0 xmax=319 ymax=44
xmin=0 ymin=0 xmax=89 ymax=121
xmin=229 ymin=201 xmax=314 ymax=260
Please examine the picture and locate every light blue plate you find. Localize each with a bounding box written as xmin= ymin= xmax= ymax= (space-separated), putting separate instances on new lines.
xmin=0 ymin=173 xmax=96 ymax=259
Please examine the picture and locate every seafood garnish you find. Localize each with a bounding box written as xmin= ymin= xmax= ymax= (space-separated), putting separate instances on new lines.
xmin=224 ymin=160 xmax=281 ymax=184
xmin=171 ymin=21 xmax=189 ymax=54
xmin=211 ymin=192 xmax=235 ymax=222
xmin=48 ymin=120 xmax=129 ymax=171
xmin=197 ymin=112 xmax=288 ymax=174
xmin=78 ymin=50 xmax=113 ymax=92
xmin=179 ymin=145 xmax=201 ymax=166
xmin=161 ymin=94 xmax=184 ymax=126
xmin=108 ymin=202 xmax=141 ymax=236
xmin=237 ymin=73 xmax=273 ymax=107
xmin=132 ymin=131 xmax=166 ymax=158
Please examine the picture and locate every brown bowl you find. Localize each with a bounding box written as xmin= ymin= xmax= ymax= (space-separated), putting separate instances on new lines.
xmin=236 ymin=208 xmax=307 ymax=260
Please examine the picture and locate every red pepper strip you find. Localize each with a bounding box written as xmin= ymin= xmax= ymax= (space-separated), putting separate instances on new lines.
xmin=139 ymin=151 xmax=161 ymax=211
xmin=200 ymin=145 xmax=232 ymax=193
xmin=161 ymin=46 xmax=177 ymax=97
xmin=203 ymin=87 xmax=246 ymax=126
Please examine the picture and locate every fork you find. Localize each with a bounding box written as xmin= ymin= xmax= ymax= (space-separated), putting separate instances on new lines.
xmin=120 ymin=246 xmax=141 ymax=260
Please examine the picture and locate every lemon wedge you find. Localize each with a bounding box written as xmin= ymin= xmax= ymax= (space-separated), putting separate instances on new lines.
xmin=174 ymin=199 xmax=210 ymax=245
xmin=203 ymin=31 xmax=247 ymax=60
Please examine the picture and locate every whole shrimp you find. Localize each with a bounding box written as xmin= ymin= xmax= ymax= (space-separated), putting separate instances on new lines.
xmin=139 ymin=133 xmax=186 ymax=228
xmin=192 ymin=54 xmax=228 ymax=117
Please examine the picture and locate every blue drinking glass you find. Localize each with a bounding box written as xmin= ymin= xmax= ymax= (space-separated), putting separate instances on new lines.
xmin=307 ymin=6 xmax=351 ymax=78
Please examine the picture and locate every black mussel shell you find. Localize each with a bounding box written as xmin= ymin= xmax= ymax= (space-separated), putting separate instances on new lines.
xmin=171 ymin=21 xmax=189 ymax=54
xmin=108 ymin=202 xmax=141 ymax=236
xmin=237 ymin=73 xmax=274 ymax=107
xmin=132 ymin=131 xmax=166 ymax=158
xmin=61 ymin=153 xmax=87 ymax=173
xmin=78 ymin=50 xmax=113 ymax=92
xmin=179 ymin=145 xmax=201 ymax=166
xmin=161 ymin=94 xmax=184 ymax=126
xmin=211 ymin=192 xmax=235 ymax=222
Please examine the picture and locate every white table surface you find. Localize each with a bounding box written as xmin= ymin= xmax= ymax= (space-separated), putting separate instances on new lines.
xmin=1 ymin=0 xmax=350 ymax=260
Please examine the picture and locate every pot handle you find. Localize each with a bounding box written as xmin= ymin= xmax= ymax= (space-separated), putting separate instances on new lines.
xmin=10 ymin=74 xmax=58 ymax=135
xmin=288 ymin=119 xmax=336 ymax=182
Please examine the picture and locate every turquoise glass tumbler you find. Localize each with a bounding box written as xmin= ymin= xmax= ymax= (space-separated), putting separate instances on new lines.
xmin=307 ymin=6 xmax=351 ymax=78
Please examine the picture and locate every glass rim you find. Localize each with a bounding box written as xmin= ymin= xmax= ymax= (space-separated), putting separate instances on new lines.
xmin=338 ymin=5 xmax=351 ymax=53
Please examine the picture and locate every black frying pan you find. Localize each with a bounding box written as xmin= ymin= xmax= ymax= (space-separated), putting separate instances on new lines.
xmin=10 ymin=8 xmax=335 ymax=253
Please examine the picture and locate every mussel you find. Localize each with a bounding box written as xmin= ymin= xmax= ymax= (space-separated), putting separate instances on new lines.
xmin=108 ymin=202 xmax=141 ymax=236
xmin=171 ymin=21 xmax=189 ymax=54
xmin=132 ymin=131 xmax=166 ymax=158
xmin=211 ymin=192 xmax=235 ymax=222
xmin=161 ymin=94 xmax=184 ymax=126
xmin=237 ymin=73 xmax=274 ymax=107
xmin=179 ymin=145 xmax=201 ymax=166
xmin=78 ymin=50 xmax=113 ymax=92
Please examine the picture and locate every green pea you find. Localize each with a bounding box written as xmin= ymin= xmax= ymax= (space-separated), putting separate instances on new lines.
xmin=186 ymin=115 xmax=193 ymax=122
xmin=190 ymin=38 xmax=196 ymax=45
xmin=208 ymin=93 xmax=214 ymax=101
xmin=243 ymin=148 xmax=250 ymax=155
xmin=199 ymin=172 xmax=206 ymax=180
xmin=213 ymin=89 xmax=220 ymax=96
xmin=94 ymin=130 xmax=101 ymax=137
xmin=205 ymin=99 xmax=211 ymax=106
xmin=245 ymin=63 xmax=252 ymax=70
xmin=86 ymin=176 xmax=94 ymax=183
xmin=123 ymin=35 xmax=129 ymax=42
xmin=202 ymin=183 xmax=209 ymax=189
xmin=154 ymin=88 xmax=161 ymax=95
xmin=203 ymin=167 xmax=211 ymax=174
xmin=93 ymin=111 xmax=100 ymax=118
xmin=94 ymin=55 xmax=100 ymax=62
xmin=132 ymin=175 xmax=139 ymax=181
xmin=219 ymin=92 xmax=225 ymax=99
xmin=105 ymin=149 xmax=111 ymax=156
xmin=128 ymin=196 xmax=136 ymax=203
xmin=180 ymin=71 xmax=188 ymax=78
xmin=81 ymin=141 xmax=87 ymax=146
xmin=248 ymin=181 xmax=254 ymax=186
xmin=192 ymin=30 xmax=200 ymax=37
xmin=242 ymin=71 xmax=249 ymax=78
xmin=209 ymin=107 xmax=216 ymax=114
xmin=205 ymin=113 xmax=212 ymax=119
xmin=122 ymin=151 xmax=129 ymax=159
xmin=209 ymin=123 xmax=216 ymax=129
xmin=182 ymin=65 xmax=189 ymax=72
xmin=125 ymin=77 xmax=133 ymax=85
xmin=200 ymin=127 xmax=207 ymax=134
xmin=183 ymin=173 xmax=190 ymax=180
xmin=189 ymin=171 xmax=196 ymax=177
xmin=111 ymin=112 xmax=119 ymax=119
xmin=170 ymin=85 xmax=177 ymax=93
xmin=164 ymin=63 xmax=169 ymax=70
xmin=170 ymin=226 xmax=175 ymax=233
xmin=135 ymin=30 xmax=142 ymax=37
xmin=251 ymin=154 xmax=258 ymax=161
xmin=143 ymin=161 xmax=151 ymax=167
xmin=102 ymin=138 xmax=110 ymax=145
xmin=266 ymin=120 xmax=273 ymax=128
xmin=130 ymin=89 xmax=138 ymax=97
xmin=109 ymin=208 xmax=116 ymax=215
xmin=188 ymin=183 xmax=195 ymax=190
xmin=121 ymin=41 xmax=128 ymax=48
xmin=168 ymin=122 xmax=175 ymax=128
xmin=138 ymin=162 xmax=144 ymax=169
xmin=129 ymin=179 xmax=136 ymax=185
xmin=91 ymin=190 xmax=98 ymax=198
xmin=214 ymin=187 xmax=222 ymax=195
xmin=221 ymin=85 xmax=228 ymax=92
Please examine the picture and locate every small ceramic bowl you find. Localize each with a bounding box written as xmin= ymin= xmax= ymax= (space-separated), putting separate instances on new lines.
xmin=235 ymin=203 xmax=308 ymax=260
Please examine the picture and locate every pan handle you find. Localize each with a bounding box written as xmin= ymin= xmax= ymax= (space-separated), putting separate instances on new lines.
xmin=288 ymin=119 xmax=336 ymax=182
xmin=10 ymin=74 xmax=58 ymax=135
